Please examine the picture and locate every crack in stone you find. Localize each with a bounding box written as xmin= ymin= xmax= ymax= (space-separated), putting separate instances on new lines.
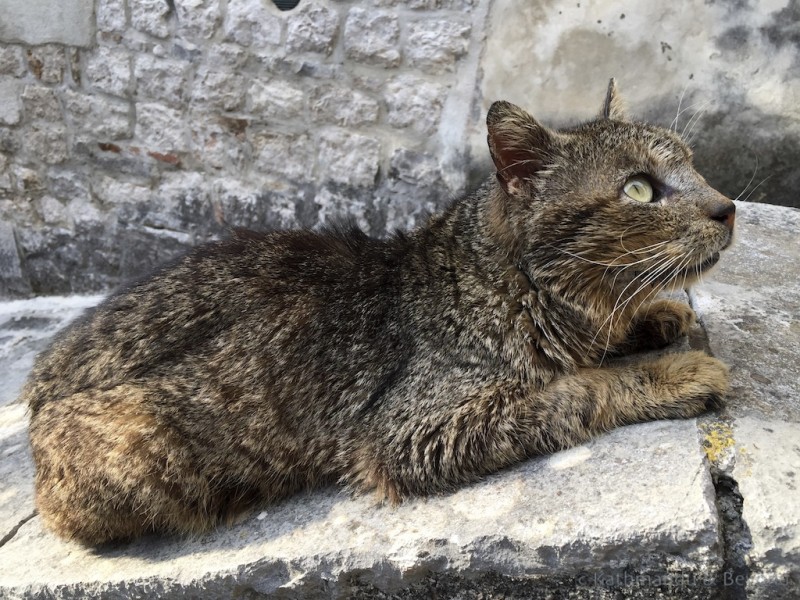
xmin=711 ymin=470 xmax=753 ymax=600
xmin=0 ymin=510 xmax=37 ymax=548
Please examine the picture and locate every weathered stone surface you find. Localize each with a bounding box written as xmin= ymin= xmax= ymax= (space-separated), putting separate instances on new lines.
xmin=0 ymin=45 xmax=27 ymax=77
xmin=189 ymin=113 xmax=249 ymax=171
xmin=63 ymin=90 xmax=133 ymax=141
xmin=85 ymin=46 xmax=132 ymax=98
xmin=224 ymin=0 xmax=283 ymax=48
xmin=344 ymin=8 xmax=401 ymax=67
xmin=385 ymin=75 xmax=445 ymax=134
xmin=20 ymin=85 xmax=62 ymax=121
xmin=25 ymin=123 xmax=68 ymax=164
xmin=192 ymin=67 xmax=247 ymax=111
xmin=134 ymin=54 xmax=189 ymax=108
xmin=0 ymin=0 xmax=94 ymax=46
xmin=135 ymin=103 xmax=189 ymax=153
xmin=175 ymin=0 xmax=222 ymax=41
xmin=0 ymin=79 xmax=23 ymax=125
xmin=130 ymin=0 xmax=172 ymax=38
xmin=25 ymin=44 xmax=65 ymax=84
xmin=96 ymin=0 xmax=127 ymax=33
xmin=286 ymin=2 xmax=339 ymax=55
xmin=690 ymin=201 xmax=800 ymax=599
xmin=406 ymin=19 xmax=472 ymax=73
xmin=317 ymin=130 xmax=381 ymax=187
xmin=310 ymin=84 xmax=380 ymax=127
xmin=0 ymin=222 xmax=29 ymax=298
xmin=248 ymin=79 xmax=306 ymax=120
xmin=251 ymin=130 xmax=314 ymax=183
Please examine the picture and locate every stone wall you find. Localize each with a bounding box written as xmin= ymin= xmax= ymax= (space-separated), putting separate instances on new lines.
xmin=0 ymin=0 xmax=486 ymax=296
xmin=1 ymin=0 xmax=798 ymax=297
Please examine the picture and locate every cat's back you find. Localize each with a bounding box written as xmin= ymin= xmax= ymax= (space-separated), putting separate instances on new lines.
xmin=24 ymin=225 xmax=410 ymax=415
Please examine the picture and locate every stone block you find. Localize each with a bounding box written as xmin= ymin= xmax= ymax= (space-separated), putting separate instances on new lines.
xmin=175 ymin=0 xmax=222 ymax=41
xmin=206 ymin=43 xmax=248 ymax=69
xmin=85 ymin=46 xmax=132 ymax=97
xmin=96 ymin=0 xmax=127 ymax=33
xmin=92 ymin=174 xmax=153 ymax=207
xmin=64 ymin=90 xmax=133 ymax=141
xmin=285 ymin=2 xmax=339 ymax=55
xmin=309 ymin=84 xmax=380 ymax=127
xmin=344 ymin=8 xmax=401 ymax=67
xmin=0 ymin=221 xmax=30 ymax=297
xmin=26 ymin=123 xmax=68 ymax=164
xmin=192 ymin=68 xmax=246 ymax=111
xmin=0 ymin=45 xmax=26 ymax=77
xmin=25 ymin=45 xmax=65 ymax=84
xmin=224 ymin=0 xmax=282 ymax=48
xmin=130 ymin=0 xmax=172 ymax=38
xmin=0 ymin=0 xmax=94 ymax=46
xmin=317 ymin=129 xmax=381 ymax=187
xmin=315 ymin=185 xmax=370 ymax=232
xmin=251 ymin=130 xmax=314 ymax=183
xmin=0 ymin=79 xmax=23 ymax=125
xmin=134 ymin=54 xmax=189 ymax=108
xmin=385 ymin=75 xmax=445 ymax=134
xmin=189 ymin=113 xmax=249 ymax=171
xmin=135 ymin=103 xmax=189 ymax=153
xmin=406 ymin=19 xmax=472 ymax=73
xmin=20 ymin=86 xmax=62 ymax=121
xmin=248 ymin=79 xmax=305 ymax=120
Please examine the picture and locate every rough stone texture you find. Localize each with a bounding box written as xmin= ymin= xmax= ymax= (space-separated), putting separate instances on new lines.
xmin=25 ymin=44 xmax=66 ymax=84
xmin=385 ymin=75 xmax=446 ymax=134
xmin=0 ymin=46 xmax=27 ymax=77
xmin=248 ymin=79 xmax=306 ymax=120
xmin=20 ymin=85 xmax=62 ymax=121
xmin=224 ymin=0 xmax=283 ymax=48
xmin=85 ymin=46 xmax=132 ymax=98
xmin=134 ymin=54 xmax=189 ymax=108
xmin=317 ymin=130 xmax=381 ymax=187
xmin=174 ymin=0 xmax=223 ymax=41
xmin=285 ymin=2 xmax=340 ymax=55
xmin=63 ymin=90 xmax=133 ymax=141
xmin=96 ymin=0 xmax=127 ymax=34
xmin=406 ymin=19 xmax=472 ymax=73
xmin=0 ymin=222 xmax=29 ymax=297
xmin=690 ymin=201 xmax=800 ymax=599
xmin=0 ymin=79 xmax=23 ymax=125
xmin=344 ymin=8 xmax=402 ymax=67
xmin=0 ymin=0 xmax=94 ymax=46
xmin=130 ymin=0 xmax=172 ymax=39
xmin=310 ymin=85 xmax=380 ymax=127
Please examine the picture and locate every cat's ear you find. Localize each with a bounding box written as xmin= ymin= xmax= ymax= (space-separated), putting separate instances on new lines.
xmin=601 ymin=78 xmax=625 ymax=120
xmin=486 ymin=100 xmax=556 ymax=196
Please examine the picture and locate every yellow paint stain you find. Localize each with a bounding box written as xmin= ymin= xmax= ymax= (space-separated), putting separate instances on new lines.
xmin=702 ymin=422 xmax=735 ymax=465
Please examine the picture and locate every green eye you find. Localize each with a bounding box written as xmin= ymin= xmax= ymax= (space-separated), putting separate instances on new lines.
xmin=623 ymin=177 xmax=654 ymax=203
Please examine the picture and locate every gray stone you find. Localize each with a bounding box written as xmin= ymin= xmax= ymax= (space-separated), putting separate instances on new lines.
xmin=385 ymin=75 xmax=445 ymax=134
xmin=85 ymin=46 xmax=132 ymax=98
xmin=63 ymin=90 xmax=133 ymax=141
xmin=96 ymin=0 xmax=127 ymax=33
xmin=25 ymin=123 xmax=68 ymax=164
xmin=315 ymin=186 xmax=371 ymax=232
xmin=224 ymin=0 xmax=283 ymax=48
xmin=0 ymin=79 xmax=23 ymax=125
xmin=24 ymin=45 xmax=66 ymax=84
xmin=344 ymin=8 xmax=401 ymax=67
xmin=286 ymin=2 xmax=340 ymax=55
xmin=248 ymin=79 xmax=305 ymax=120
xmin=206 ymin=42 xmax=248 ymax=69
xmin=0 ymin=222 xmax=29 ymax=298
xmin=175 ymin=0 xmax=222 ymax=41
xmin=130 ymin=0 xmax=172 ymax=38
xmin=310 ymin=85 xmax=380 ymax=127
xmin=188 ymin=112 xmax=249 ymax=171
xmin=135 ymin=103 xmax=189 ymax=153
xmin=318 ymin=129 xmax=381 ymax=187
xmin=0 ymin=45 xmax=26 ymax=77
xmin=20 ymin=85 xmax=62 ymax=121
xmin=134 ymin=54 xmax=189 ymax=108
xmin=0 ymin=0 xmax=94 ymax=46
xmin=92 ymin=174 xmax=153 ymax=207
xmin=406 ymin=20 xmax=472 ymax=73
xmin=251 ymin=130 xmax=314 ymax=183
xmin=192 ymin=67 xmax=247 ymax=111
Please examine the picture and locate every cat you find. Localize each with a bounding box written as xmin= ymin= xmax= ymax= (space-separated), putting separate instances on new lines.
xmin=23 ymin=80 xmax=734 ymax=545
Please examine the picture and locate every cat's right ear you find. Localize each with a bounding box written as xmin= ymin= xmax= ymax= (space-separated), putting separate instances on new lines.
xmin=486 ymin=101 xmax=556 ymax=197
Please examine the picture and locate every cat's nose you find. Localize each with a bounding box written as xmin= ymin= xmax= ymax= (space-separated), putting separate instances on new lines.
xmin=706 ymin=197 xmax=736 ymax=232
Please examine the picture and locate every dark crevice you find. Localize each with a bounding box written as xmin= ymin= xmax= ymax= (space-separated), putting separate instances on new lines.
xmin=0 ymin=510 xmax=37 ymax=548
xmin=712 ymin=470 xmax=752 ymax=599
xmin=165 ymin=0 xmax=176 ymax=16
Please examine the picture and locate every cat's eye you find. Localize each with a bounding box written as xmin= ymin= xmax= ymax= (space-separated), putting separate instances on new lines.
xmin=623 ymin=177 xmax=654 ymax=203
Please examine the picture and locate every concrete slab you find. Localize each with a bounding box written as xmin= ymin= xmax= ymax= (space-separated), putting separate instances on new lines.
xmin=0 ymin=0 xmax=95 ymax=47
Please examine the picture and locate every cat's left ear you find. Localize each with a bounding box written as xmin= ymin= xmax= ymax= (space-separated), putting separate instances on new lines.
xmin=600 ymin=78 xmax=625 ymax=120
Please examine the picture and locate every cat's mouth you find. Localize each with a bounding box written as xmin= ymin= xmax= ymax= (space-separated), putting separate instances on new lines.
xmin=695 ymin=252 xmax=721 ymax=273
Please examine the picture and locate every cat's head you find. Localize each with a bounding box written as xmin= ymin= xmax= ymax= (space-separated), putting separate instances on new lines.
xmin=485 ymin=80 xmax=735 ymax=299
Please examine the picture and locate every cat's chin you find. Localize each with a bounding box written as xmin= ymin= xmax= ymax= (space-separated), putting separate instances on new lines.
xmin=666 ymin=252 xmax=721 ymax=289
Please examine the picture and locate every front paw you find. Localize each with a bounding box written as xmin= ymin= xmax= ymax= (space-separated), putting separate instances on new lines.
xmin=630 ymin=299 xmax=696 ymax=349
xmin=647 ymin=351 xmax=730 ymax=418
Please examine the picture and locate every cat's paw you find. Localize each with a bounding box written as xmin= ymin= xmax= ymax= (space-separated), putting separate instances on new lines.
xmin=630 ymin=299 xmax=696 ymax=350
xmin=646 ymin=351 xmax=729 ymax=417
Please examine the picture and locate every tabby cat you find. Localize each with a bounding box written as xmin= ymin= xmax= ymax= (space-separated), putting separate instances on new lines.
xmin=24 ymin=80 xmax=734 ymax=545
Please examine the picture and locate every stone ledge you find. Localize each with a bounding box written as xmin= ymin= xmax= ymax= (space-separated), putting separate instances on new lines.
xmin=0 ymin=201 xmax=798 ymax=599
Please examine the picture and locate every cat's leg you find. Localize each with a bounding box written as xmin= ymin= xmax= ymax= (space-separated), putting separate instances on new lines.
xmin=29 ymin=385 xmax=223 ymax=545
xmin=357 ymin=350 xmax=727 ymax=500
xmin=622 ymin=298 xmax=697 ymax=352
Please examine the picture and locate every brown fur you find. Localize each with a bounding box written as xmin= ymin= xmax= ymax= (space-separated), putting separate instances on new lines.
xmin=24 ymin=81 xmax=734 ymax=545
